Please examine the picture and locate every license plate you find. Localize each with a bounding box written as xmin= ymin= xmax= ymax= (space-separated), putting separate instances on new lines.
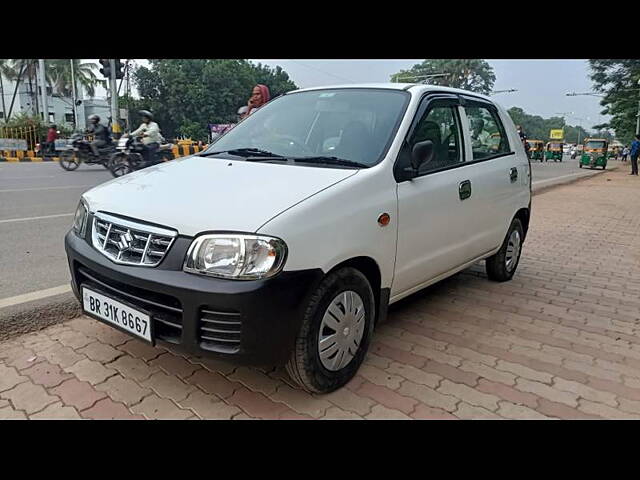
xmin=82 ymin=286 xmax=152 ymax=343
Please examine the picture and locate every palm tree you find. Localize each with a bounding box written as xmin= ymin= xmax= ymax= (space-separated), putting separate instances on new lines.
xmin=2 ymin=59 xmax=44 ymax=118
xmin=47 ymin=59 xmax=105 ymax=98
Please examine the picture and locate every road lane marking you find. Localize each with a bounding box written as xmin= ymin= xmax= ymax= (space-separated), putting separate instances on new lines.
xmin=0 ymin=213 xmax=74 ymax=224
xmin=0 ymin=184 xmax=94 ymax=193
xmin=0 ymin=284 xmax=72 ymax=309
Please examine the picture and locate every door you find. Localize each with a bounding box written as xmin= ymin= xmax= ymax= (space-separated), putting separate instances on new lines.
xmin=460 ymin=99 xmax=524 ymax=253
xmin=392 ymin=96 xmax=478 ymax=298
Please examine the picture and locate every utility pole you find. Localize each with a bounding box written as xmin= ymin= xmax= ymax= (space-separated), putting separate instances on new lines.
xmin=38 ymin=59 xmax=48 ymax=124
xmin=70 ymin=59 xmax=78 ymax=131
xmin=109 ymin=59 xmax=120 ymax=137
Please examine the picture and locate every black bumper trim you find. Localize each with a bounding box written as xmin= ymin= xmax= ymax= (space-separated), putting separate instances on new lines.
xmin=65 ymin=230 xmax=324 ymax=365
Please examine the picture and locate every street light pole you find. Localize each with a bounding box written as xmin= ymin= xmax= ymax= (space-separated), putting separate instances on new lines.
xmin=636 ymin=79 xmax=640 ymax=136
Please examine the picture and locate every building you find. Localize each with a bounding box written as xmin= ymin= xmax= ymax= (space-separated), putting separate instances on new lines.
xmin=0 ymin=73 xmax=110 ymax=131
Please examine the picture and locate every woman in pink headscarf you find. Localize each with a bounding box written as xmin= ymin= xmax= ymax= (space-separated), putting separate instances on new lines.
xmin=241 ymin=84 xmax=270 ymax=119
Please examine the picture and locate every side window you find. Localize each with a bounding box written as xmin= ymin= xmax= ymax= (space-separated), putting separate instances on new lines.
xmin=464 ymin=105 xmax=511 ymax=160
xmin=397 ymin=105 xmax=462 ymax=177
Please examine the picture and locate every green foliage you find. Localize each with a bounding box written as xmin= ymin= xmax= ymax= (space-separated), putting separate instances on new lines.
xmin=46 ymin=59 xmax=105 ymax=97
xmin=130 ymin=60 xmax=297 ymax=141
xmin=589 ymin=59 xmax=640 ymax=144
xmin=506 ymin=106 xmax=591 ymax=143
xmin=1 ymin=112 xmax=44 ymax=131
xmin=391 ymin=59 xmax=496 ymax=95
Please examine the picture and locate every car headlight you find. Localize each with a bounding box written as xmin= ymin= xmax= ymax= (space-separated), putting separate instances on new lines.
xmin=184 ymin=234 xmax=287 ymax=280
xmin=72 ymin=198 xmax=89 ymax=237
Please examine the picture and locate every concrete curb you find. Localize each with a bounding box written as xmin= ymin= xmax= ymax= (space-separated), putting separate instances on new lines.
xmin=532 ymin=165 xmax=617 ymax=195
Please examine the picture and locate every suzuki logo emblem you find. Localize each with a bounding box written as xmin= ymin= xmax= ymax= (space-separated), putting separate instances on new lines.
xmin=116 ymin=231 xmax=134 ymax=252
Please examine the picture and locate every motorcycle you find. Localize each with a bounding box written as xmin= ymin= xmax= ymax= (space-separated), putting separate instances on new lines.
xmin=109 ymin=134 xmax=174 ymax=177
xmin=58 ymin=133 xmax=115 ymax=171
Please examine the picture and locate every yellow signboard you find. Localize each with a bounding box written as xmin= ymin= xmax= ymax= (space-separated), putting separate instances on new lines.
xmin=550 ymin=129 xmax=564 ymax=140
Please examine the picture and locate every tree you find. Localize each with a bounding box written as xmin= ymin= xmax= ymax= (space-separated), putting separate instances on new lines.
xmin=589 ymin=59 xmax=640 ymax=144
xmin=131 ymin=59 xmax=297 ymax=141
xmin=46 ymin=59 xmax=105 ymax=97
xmin=391 ymin=59 xmax=496 ymax=95
xmin=506 ymin=106 xmax=591 ymax=143
xmin=3 ymin=60 xmax=41 ymax=117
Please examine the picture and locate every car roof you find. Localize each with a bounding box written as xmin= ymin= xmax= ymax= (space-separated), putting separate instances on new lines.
xmin=290 ymin=83 xmax=494 ymax=102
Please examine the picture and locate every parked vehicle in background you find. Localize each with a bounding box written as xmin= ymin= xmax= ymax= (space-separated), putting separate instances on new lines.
xmin=65 ymin=84 xmax=532 ymax=393
xmin=59 ymin=133 xmax=115 ymax=171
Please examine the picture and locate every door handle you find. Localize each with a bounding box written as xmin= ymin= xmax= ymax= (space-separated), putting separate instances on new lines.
xmin=459 ymin=180 xmax=472 ymax=200
xmin=510 ymin=167 xmax=518 ymax=182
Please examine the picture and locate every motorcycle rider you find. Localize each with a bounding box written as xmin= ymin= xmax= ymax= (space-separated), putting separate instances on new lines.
xmin=129 ymin=110 xmax=162 ymax=165
xmin=86 ymin=114 xmax=111 ymax=157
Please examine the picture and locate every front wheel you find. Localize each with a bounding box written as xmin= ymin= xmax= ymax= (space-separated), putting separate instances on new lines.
xmin=286 ymin=267 xmax=375 ymax=393
xmin=486 ymin=218 xmax=524 ymax=282
xmin=109 ymin=153 xmax=133 ymax=178
xmin=59 ymin=151 xmax=80 ymax=171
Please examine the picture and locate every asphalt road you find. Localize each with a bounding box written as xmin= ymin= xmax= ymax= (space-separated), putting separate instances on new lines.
xmin=0 ymin=153 xmax=612 ymax=335
xmin=0 ymin=162 xmax=113 ymax=298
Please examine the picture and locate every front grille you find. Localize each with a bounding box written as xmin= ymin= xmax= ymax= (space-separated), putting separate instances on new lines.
xmin=76 ymin=264 xmax=183 ymax=344
xmin=91 ymin=212 xmax=177 ymax=267
xmin=198 ymin=308 xmax=242 ymax=353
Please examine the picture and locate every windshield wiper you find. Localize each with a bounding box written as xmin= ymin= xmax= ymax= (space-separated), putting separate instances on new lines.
xmin=291 ymin=156 xmax=369 ymax=169
xmin=198 ymin=148 xmax=283 ymax=158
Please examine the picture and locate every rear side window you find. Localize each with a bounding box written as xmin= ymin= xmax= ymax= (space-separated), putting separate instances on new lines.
xmin=464 ymin=105 xmax=511 ymax=160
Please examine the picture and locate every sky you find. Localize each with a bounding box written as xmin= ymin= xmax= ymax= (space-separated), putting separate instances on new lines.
xmin=97 ymin=59 xmax=608 ymax=130
xmin=251 ymin=59 xmax=608 ymax=130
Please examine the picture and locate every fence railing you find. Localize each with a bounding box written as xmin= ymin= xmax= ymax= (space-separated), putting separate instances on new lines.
xmin=0 ymin=125 xmax=40 ymax=150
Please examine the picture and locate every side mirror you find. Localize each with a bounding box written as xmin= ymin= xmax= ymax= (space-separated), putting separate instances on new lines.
xmin=411 ymin=140 xmax=434 ymax=171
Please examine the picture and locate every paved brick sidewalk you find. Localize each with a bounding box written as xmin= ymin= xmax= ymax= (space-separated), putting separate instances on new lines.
xmin=2 ymin=168 xmax=640 ymax=419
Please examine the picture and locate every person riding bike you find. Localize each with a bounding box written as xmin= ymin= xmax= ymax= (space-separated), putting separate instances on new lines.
xmin=128 ymin=110 xmax=162 ymax=165
xmin=86 ymin=115 xmax=111 ymax=157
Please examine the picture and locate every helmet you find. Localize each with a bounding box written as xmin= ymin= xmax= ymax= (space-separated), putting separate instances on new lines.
xmin=138 ymin=110 xmax=153 ymax=121
xmin=88 ymin=114 xmax=100 ymax=124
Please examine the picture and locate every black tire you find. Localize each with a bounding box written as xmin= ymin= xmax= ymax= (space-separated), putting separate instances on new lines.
xmin=579 ymin=162 xmax=583 ymax=168
xmin=486 ymin=218 xmax=524 ymax=282
xmin=109 ymin=153 xmax=133 ymax=178
xmin=286 ymin=267 xmax=375 ymax=394
xmin=59 ymin=151 xmax=79 ymax=171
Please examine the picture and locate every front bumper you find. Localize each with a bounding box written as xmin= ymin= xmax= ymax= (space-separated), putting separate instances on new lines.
xmin=64 ymin=226 xmax=323 ymax=366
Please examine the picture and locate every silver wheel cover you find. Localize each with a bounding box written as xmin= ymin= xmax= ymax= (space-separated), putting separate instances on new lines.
xmin=505 ymin=229 xmax=521 ymax=272
xmin=318 ymin=290 xmax=366 ymax=371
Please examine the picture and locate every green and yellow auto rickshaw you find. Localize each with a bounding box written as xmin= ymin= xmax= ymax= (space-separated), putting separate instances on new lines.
xmin=545 ymin=142 xmax=564 ymax=162
xmin=526 ymin=140 xmax=545 ymax=161
xmin=579 ymin=138 xmax=608 ymax=169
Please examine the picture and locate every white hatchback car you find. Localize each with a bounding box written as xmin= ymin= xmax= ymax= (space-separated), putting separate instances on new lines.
xmin=65 ymin=84 xmax=531 ymax=393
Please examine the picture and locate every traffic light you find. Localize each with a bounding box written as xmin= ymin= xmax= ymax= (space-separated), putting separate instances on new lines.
xmin=99 ymin=59 xmax=111 ymax=78
xmin=115 ymin=59 xmax=125 ymax=79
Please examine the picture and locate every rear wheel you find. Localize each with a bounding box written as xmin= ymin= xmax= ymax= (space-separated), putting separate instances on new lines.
xmin=486 ymin=218 xmax=524 ymax=282
xmin=286 ymin=267 xmax=375 ymax=393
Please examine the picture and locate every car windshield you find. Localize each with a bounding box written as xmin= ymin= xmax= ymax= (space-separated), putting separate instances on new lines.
xmin=203 ymin=88 xmax=410 ymax=167
xmin=585 ymin=141 xmax=606 ymax=149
